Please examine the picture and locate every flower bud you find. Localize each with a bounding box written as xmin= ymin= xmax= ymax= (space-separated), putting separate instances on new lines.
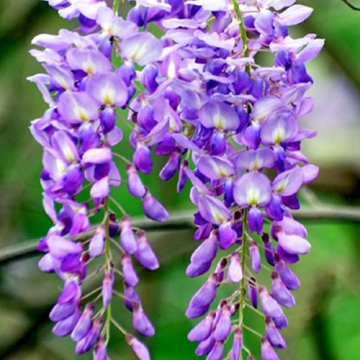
xmin=228 ymin=252 xmax=242 ymax=283
xmin=213 ymin=305 xmax=231 ymax=342
xmin=259 ymin=287 xmax=284 ymax=319
xmin=265 ymin=317 xmax=286 ymax=349
xmin=135 ymin=231 xmax=159 ymax=270
xmin=127 ymin=165 xmax=146 ymax=198
xmin=102 ymin=269 xmax=115 ymax=309
xmin=142 ymin=191 xmax=169 ymax=223
xmin=89 ymin=226 xmax=105 ymax=258
xmin=275 ymin=259 xmax=300 ymax=290
xmin=188 ymin=312 xmax=215 ymax=342
xmin=132 ymin=303 xmax=155 ymax=337
xmin=249 ymin=241 xmax=261 ymax=273
xmin=271 ymin=272 xmax=295 ymax=308
xmin=126 ymin=335 xmax=150 ymax=360
xmin=52 ymin=309 xmax=80 ymax=337
xmin=261 ymin=337 xmax=280 ymax=360
xmin=71 ymin=304 xmax=94 ymax=342
xmin=186 ymin=274 xmax=217 ymax=319
xmin=122 ymin=254 xmax=139 ymax=287
xmin=120 ymin=215 xmax=137 ymax=254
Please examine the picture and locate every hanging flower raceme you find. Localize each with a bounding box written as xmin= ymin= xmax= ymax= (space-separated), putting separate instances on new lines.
xmin=29 ymin=0 xmax=323 ymax=359
xmin=29 ymin=0 xmax=173 ymax=359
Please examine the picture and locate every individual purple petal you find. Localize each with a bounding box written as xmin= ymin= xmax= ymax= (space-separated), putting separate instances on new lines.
xmin=120 ymin=215 xmax=137 ymax=254
xmin=71 ymin=304 xmax=94 ymax=342
xmin=58 ymin=92 xmax=99 ymax=124
xmin=93 ymin=337 xmax=108 ymax=360
xmin=248 ymin=278 xmax=258 ymax=309
xmin=50 ymin=302 xmax=77 ymax=322
xmin=272 ymin=167 xmax=303 ymax=196
xmin=133 ymin=145 xmax=152 ymax=174
xmin=75 ymin=317 xmax=102 ymax=355
xmin=102 ymin=270 xmax=114 ymax=309
xmin=159 ymin=150 xmax=181 ymax=181
xmin=57 ymin=279 xmax=81 ymax=304
xmin=47 ymin=236 xmax=83 ymax=259
xmin=124 ymin=285 xmax=141 ymax=312
xmin=259 ymin=287 xmax=284 ymax=319
xmin=86 ymin=73 xmax=128 ymax=107
xmin=230 ymin=328 xmax=243 ymax=360
xmin=207 ymin=341 xmax=224 ymax=360
xmin=186 ymin=260 xmax=213 ymax=278
xmin=90 ymin=177 xmax=110 ymax=199
xmin=277 ymin=5 xmax=313 ymax=26
xmin=263 ymin=234 xmax=276 ymax=266
xmin=235 ymin=149 xmax=276 ymax=171
xmin=189 ymin=231 xmax=218 ymax=268
xmin=142 ymin=191 xmax=169 ymax=222
xmin=197 ymin=156 xmax=235 ymax=180
xmin=97 ymin=6 xmax=138 ymax=39
xmin=265 ymin=195 xmax=284 ymax=222
xmin=121 ymin=32 xmax=163 ymax=66
xmin=261 ymin=337 xmax=280 ymax=360
xmin=260 ymin=111 xmax=298 ymax=145
xmin=218 ymin=222 xmax=238 ymax=249
xmin=265 ymin=317 xmax=286 ymax=349
xmin=248 ymin=207 xmax=264 ymax=235
xmin=198 ymin=195 xmax=231 ymax=225
xmin=249 ymin=241 xmax=261 ymax=273
xmin=82 ymin=148 xmax=112 ymax=165
xmin=228 ymin=252 xmax=243 ymax=283
xmin=195 ymin=335 xmax=216 ymax=356
xmin=252 ymin=96 xmax=283 ymax=123
xmin=215 ymin=258 xmax=227 ymax=283
xmin=234 ymin=172 xmax=272 ymax=207
xmin=50 ymin=130 xmax=79 ymax=164
xmin=133 ymin=303 xmax=155 ymax=337
xmin=272 ymin=314 xmax=289 ymax=330
xmin=271 ymin=272 xmax=295 ymax=308
xmin=135 ymin=231 xmax=159 ymax=270
xmin=213 ymin=305 xmax=231 ymax=341
xmin=199 ymin=101 xmax=239 ymax=131
xmin=122 ymin=254 xmax=139 ymax=287
xmin=186 ymin=274 xmax=217 ymax=318
xmin=275 ymin=259 xmax=301 ymax=290
xmin=188 ymin=312 xmax=215 ymax=342
xmin=301 ymin=164 xmax=319 ymax=184
xmin=127 ymin=165 xmax=146 ymax=198
xmin=126 ymin=335 xmax=150 ymax=360
xmin=53 ymin=309 xmax=80 ymax=337
xmin=278 ymin=232 xmax=311 ymax=255
xmin=66 ymin=48 xmax=112 ymax=75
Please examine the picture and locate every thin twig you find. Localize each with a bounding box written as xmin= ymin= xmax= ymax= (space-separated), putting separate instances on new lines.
xmin=1 ymin=205 xmax=360 ymax=266
xmin=341 ymin=0 xmax=360 ymax=11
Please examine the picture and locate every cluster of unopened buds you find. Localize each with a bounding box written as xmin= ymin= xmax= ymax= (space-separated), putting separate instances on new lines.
xmin=29 ymin=0 xmax=323 ymax=359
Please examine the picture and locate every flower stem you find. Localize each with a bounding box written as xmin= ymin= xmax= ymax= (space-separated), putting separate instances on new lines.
xmin=104 ymin=198 xmax=112 ymax=342
xmin=239 ymin=209 xmax=248 ymax=331
xmin=231 ymin=0 xmax=250 ymax=73
xmin=113 ymin=0 xmax=121 ymax=15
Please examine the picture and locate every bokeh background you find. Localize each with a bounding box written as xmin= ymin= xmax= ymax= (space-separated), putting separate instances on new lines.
xmin=0 ymin=0 xmax=360 ymax=359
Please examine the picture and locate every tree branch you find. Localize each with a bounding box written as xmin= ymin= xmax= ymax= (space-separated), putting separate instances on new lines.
xmin=340 ymin=0 xmax=360 ymax=11
xmin=1 ymin=205 xmax=360 ymax=266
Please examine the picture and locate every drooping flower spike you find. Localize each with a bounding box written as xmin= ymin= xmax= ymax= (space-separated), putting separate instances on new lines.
xmin=30 ymin=0 xmax=323 ymax=359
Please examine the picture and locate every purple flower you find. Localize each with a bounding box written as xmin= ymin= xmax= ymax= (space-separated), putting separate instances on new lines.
xmin=142 ymin=190 xmax=169 ymax=223
xmin=188 ymin=312 xmax=215 ymax=342
xmin=186 ymin=274 xmax=217 ymax=319
xmin=135 ymin=231 xmax=159 ymax=270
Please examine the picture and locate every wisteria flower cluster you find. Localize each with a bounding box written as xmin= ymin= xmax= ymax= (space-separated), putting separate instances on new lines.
xmin=29 ymin=0 xmax=324 ymax=359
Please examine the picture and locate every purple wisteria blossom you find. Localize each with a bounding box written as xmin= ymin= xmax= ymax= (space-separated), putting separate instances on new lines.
xmin=30 ymin=0 xmax=323 ymax=359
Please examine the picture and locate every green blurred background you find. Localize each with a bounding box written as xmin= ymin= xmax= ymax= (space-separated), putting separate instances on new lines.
xmin=0 ymin=0 xmax=360 ymax=359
